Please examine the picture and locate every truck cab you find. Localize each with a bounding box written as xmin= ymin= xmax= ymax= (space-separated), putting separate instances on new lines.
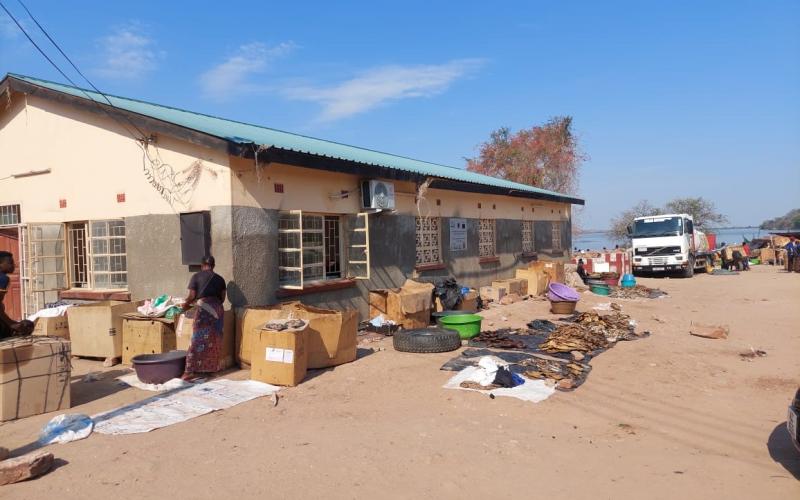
xmin=630 ymin=213 xmax=711 ymax=278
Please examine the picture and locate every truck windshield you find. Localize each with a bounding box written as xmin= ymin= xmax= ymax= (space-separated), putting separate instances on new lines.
xmin=633 ymin=217 xmax=682 ymax=238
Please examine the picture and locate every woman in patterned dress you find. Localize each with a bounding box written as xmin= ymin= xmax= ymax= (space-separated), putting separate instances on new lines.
xmin=182 ymin=255 xmax=226 ymax=381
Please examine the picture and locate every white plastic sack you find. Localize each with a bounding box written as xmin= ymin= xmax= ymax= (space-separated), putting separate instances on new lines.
xmin=38 ymin=414 xmax=94 ymax=445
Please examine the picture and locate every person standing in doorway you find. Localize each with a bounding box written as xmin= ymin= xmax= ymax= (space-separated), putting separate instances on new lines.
xmin=181 ymin=255 xmax=226 ymax=381
xmin=0 ymin=251 xmax=32 ymax=339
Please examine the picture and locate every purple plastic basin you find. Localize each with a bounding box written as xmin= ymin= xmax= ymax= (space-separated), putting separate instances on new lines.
xmin=548 ymin=282 xmax=580 ymax=302
xmin=131 ymin=350 xmax=187 ymax=384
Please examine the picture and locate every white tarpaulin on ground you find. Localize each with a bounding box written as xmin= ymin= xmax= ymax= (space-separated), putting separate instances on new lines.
xmin=92 ymin=379 xmax=279 ymax=435
xmin=117 ymin=372 xmax=193 ymax=392
xmin=443 ymin=366 xmax=556 ymax=403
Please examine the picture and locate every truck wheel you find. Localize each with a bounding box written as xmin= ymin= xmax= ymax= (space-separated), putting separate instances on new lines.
xmin=393 ymin=328 xmax=462 ymax=353
xmin=683 ymin=257 xmax=695 ymax=278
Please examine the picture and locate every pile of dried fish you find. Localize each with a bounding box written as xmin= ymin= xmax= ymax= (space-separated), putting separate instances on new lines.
xmin=472 ymin=330 xmax=526 ymax=349
xmin=609 ymin=285 xmax=667 ymax=299
xmin=538 ymin=323 xmax=609 ymax=353
xmin=521 ymin=357 xmax=590 ymax=390
xmin=571 ymin=311 xmax=639 ymax=342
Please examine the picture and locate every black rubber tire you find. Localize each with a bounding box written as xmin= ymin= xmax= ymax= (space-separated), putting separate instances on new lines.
xmin=682 ymin=256 xmax=695 ymax=278
xmin=393 ymin=328 xmax=462 ymax=353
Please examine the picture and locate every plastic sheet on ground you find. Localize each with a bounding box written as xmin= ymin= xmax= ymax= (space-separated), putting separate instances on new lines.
xmin=443 ymin=366 xmax=555 ymax=403
xmin=38 ymin=414 xmax=94 ymax=445
xmin=92 ymin=379 xmax=279 ymax=435
xmin=117 ymin=372 xmax=193 ymax=392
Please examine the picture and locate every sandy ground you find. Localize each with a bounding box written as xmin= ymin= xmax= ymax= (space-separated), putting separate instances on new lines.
xmin=1 ymin=265 xmax=799 ymax=499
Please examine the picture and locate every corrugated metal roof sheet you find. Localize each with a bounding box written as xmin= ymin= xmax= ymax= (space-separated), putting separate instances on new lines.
xmin=6 ymin=73 xmax=583 ymax=204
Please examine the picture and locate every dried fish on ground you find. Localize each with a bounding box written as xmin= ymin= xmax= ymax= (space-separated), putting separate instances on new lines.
xmin=609 ymin=285 xmax=667 ymax=300
xmin=520 ymin=357 xmax=591 ymax=390
xmin=569 ymin=311 xmax=643 ymax=342
xmin=538 ymin=323 xmax=609 ymax=353
xmin=472 ymin=330 xmax=526 ymax=350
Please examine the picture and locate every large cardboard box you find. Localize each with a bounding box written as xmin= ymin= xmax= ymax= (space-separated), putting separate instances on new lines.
xmin=68 ymin=301 xmax=140 ymax=358
xmin=0 ymin=337 xmax=71 ymax=421
xmin=250 ymin=327 xmax=308 ymax=387
xmin=527 ymin=261 xmax=566 ymax=285
xmin=121 ymin=316 xmax=177 ymax=365
xmin=515 ymin=268 xmax=549 ymax=296
xmin=492 ymin=278 xmax=527 ymax=296
xmin=480 ymin=285 xmax=506 ymax=303
xmin=176 ymin=309 xmax=235 ymax=371
xmin=32 ymin=316 xmax=70 ymax=339
xmin=434 ymin=289 xmax=479 ymax=312
xmin=369 ymin=280 xmax=434 ymax=329
xmin=237 ymin=302 xmax=357 ymax=369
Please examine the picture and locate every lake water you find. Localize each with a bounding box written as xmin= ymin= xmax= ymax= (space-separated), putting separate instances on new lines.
xmin=573 ymin=227 xmax=769 ymax=251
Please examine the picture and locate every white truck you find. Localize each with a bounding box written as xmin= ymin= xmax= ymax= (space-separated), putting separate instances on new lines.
xmin=628 ymin=213 xmax=714 ymax=278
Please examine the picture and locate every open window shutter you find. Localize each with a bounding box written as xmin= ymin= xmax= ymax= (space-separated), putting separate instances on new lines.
xmin=278 ymin=210 xmax=303 ymax=289
xmin=347 ymin=212 xmax=370 ymax=280
xmin=24 ymin=223 xmax=67 ymax=315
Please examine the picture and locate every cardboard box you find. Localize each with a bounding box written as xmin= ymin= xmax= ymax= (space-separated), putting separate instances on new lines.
xmin=515 ymin=268 xmax=549 ymax=296
xmin=176 ymin=309 xmax=235 ymax=371
xmin=121 ymin=316 xmax=177 ymax=365
xmin=237 ymin=302 xmax=357 ymax=369
xmin=480 ymin=285 xmax=506 ymax=303
xmin=32 ymin=316 xmax=70 ymax=339
xmin=0 ymin=336 xmax=71 ymax=421
xmin=68 ymin=301 xmax=140 ymax=358
xmin=250 ymin=327 xmax=307 ymax=387
xmin=369 ymin=280 xmax=434 ymax=329
xmin=492 ymin=278 xmax=526 ymax=296
xmin=527 ymin=261 xmax=566 ymax=285
xmin=759 ymin=247 xmax=776 ymax=264
xmin=434 ymin=289 xmax=479 ymax=312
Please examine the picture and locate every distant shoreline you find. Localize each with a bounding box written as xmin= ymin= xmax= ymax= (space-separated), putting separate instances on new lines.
xmin=578 ymin=226 xmax=762 ymax=234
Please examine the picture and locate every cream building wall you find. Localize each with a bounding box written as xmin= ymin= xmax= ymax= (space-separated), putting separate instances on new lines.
xmin=0 ymin=92 xmax=232 ymax=222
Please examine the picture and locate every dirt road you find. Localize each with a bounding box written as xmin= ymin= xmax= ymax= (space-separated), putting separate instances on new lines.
xmin=2 ymin=266 xmax=798 ymax=499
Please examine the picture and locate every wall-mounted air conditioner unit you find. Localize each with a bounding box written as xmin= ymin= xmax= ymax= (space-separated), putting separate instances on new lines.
xmin=361 ymin=180 xmax=396 ymax=210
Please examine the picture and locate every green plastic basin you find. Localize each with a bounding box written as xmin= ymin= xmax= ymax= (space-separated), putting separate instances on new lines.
xmin=437 ymin=314 xmax=483 ymax=340
xmin=590 ymin=284 xmax=610 ymax=296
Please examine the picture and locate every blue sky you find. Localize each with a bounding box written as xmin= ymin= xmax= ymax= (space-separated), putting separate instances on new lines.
xmin=1 ymin=0 xmax=798 ymax=229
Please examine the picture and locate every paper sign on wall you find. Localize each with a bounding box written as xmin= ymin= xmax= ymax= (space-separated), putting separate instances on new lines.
xmin=266 ymin=347 xmax=295 ymax=364
xmin=449 ymin=218 xmax=467 ymax=252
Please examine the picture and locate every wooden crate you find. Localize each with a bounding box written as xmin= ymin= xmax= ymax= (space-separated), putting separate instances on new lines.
xmin=121 ymin=317 xmax=177 ymax=365
xmin=32 ymin=316 xmax=70 ymax=339
xmin=68 ymin=301 xmax=140 ymax=358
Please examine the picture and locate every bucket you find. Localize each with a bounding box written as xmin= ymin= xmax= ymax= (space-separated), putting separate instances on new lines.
xmin=437 ymin=314 xmax=483 ymax=340
xmin=590 ymin=284 xmax=610 ymax=296
xmin=549 ymin=300 xmax=577 ymax=315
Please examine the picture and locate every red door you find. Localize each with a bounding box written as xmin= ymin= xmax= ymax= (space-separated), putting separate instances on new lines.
xmin=0 ymin=228 xmax=22 ymax=319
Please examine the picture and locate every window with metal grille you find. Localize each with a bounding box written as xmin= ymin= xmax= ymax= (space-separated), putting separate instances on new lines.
xmin=415 ymin=217 xmax=441 ymax=265
xmin=522 ymin=220 xmax=534 ymax=253
xmin=68 ymin=222 xmax=89 ymax=288
xmin=279 ymin=212 xmax=344 ymax=288
xmin=552 ymin=222 xmax=562 ymax=251
xmin=479 ymin=219 xmax=496 ymax=257
xmin=89 ymin=220 xmax=127 ymax=288
xmin=0 ymin=204 xmax=21 ymax=225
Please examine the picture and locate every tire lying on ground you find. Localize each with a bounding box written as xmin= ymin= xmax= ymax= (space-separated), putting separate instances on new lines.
xmin=393 ymin=328 xmax=462 ymax=353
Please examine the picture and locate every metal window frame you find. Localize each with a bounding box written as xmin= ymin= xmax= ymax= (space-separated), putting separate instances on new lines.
xmin=88 ymin=219 xmax=128 ymax=290
xmin=552 ymin=222 xmax=562 ymax=251
xmin=522 ymin=220 xmax=534 ymax=253
xmin=67 ymin=221 xmax=90 ymax=288
xmin=0 ymin=204 xmax=21 ymax=226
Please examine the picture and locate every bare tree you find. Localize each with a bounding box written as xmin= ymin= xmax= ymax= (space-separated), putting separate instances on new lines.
xmin=664 ymin=197 xmax=728 ymax=229
xmin=609 ymin=200 xmax=660 ymax=243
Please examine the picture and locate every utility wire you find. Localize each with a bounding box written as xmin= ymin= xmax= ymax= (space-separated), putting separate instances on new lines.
xmin=0 ymin=0 xmax=148 ymax=141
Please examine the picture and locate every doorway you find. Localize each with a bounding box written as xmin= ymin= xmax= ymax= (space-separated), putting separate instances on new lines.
xmin=0 ymin=227 xmax=22 ymax=319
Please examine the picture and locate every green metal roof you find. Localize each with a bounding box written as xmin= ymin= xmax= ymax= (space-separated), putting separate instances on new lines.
xmin=4 ymin=73 xmax=583 ymax=204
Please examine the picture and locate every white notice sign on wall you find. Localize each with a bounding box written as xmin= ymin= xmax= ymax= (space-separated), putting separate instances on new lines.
xmin=450 ymin=218 xmax=467 ymax=252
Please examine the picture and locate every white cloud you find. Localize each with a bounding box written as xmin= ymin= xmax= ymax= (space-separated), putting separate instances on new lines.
xmin=286 ymin=59 xmax=485 ymax=122
xmin=94 ymin=24 xmax=161 ymax=80
xmin=200 ymin=42 xmax=295 ymax=99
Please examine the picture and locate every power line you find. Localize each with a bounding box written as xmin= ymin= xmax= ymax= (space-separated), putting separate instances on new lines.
xmin=0 ymin=0 xmax=148 ymax=140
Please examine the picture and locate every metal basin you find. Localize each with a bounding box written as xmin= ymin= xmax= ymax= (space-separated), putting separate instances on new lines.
xmin=131 ymin=350 xmax=187 ymax=384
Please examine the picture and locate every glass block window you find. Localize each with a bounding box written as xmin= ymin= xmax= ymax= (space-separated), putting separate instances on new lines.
xmin=415 ymin=217 xmax=442 ymax=266
xmin=552 ymin=222 xmax=562 ymax=251
xmin=89 ymin=220 xmax=127 ymax=288
xmin=522 ymin=221 xmax=534 ymax=253
xmin=0 ymin=204 xmax=21 ymax=225
xmin=479 ymin=219 xmax=496 ymax=257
